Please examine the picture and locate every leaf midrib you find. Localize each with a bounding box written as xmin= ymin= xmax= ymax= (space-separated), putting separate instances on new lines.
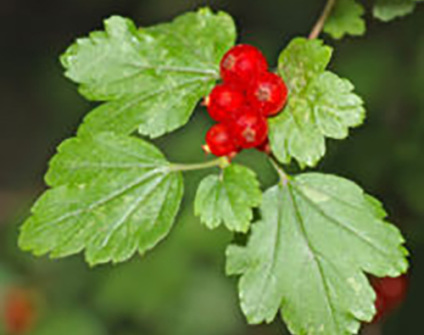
xmin=88 ymin=63 xmax=218 ymax=91
xmin=287 ymin=184 xmax=340 ymax=334
xmin=98 ymin=173 xmax=171 ymax=247
xmin=31 ymin=168 xmax=167 ymax=234
xmin=291 ymin=179 xmax=393 ymax=259
xmin=82 ymin=76 xmax=211 ymax=133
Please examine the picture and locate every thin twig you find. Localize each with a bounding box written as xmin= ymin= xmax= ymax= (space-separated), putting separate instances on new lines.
xmin=309 ymin=0 xmax=337 ymax=39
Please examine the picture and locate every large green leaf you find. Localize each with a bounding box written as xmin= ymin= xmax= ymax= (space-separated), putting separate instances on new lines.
xmin=324 ymin=0 xmax=366 ymax=39
xmin=61 ymin=8 xmax=235 ymax=138
xmin=373 ymin=0 xmax=421 ymax=21
xmin=194 ymin=164 xmax=262 ymax=233
xmin=227 ymin=173 xmax=408 ymax=335
xmin=270 ymin=38 xmax=365 ymax=167
xmin=19 ymin=133 xmax=183 ymax=265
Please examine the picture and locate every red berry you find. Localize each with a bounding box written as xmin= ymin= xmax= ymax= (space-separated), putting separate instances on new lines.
xmin=231 ymin=108 xmax=268 ymax=149
xmin=370 ymin=275 xmax=408 ymax=323
xmin=206 ymin=84 xmax=246 ymax=122
xmin=204 ymin=123 xmax=239 ymax=157
xmin=374 ymin=275 xmax=408 ymax=309
xmin=4 ymin=288 xmax=36 ymax=334
xmin=373 ymin=289 xmax=387 ymax=323
xmin=247 ymin=71 xmax=288 ymax=116
xmin=220 ymin=44 xmax=268 ymax=87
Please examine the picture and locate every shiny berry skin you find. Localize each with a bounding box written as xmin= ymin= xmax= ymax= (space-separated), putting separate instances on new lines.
xmin=4 ymin=288 xmax=36 ymax=334
xmin=204 ymin=123 xmax=239 ymax=157
xmin=231 ymin=108 xmax=268 ymax=149
xmin=220 ymin=44 xmax=268 ymax=87
xmin=371 ymin=275 xmax=408 ymax=323
xmin=206 ymin=84 xmax=246 ymax=122
xmin=247 ymin=71 xmax=288 ymax=116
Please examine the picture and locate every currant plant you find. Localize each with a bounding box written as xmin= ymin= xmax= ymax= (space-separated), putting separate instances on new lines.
xmin=18 ymin=1 xmax=421 ymax=334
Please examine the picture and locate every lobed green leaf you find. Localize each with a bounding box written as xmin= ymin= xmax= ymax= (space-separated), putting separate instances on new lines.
xmin=270 ymin=38 xmax=365 ymax=167
xmin=61 ymin=9 xmax=236 ymax=138
xmin=373 ymin=0 xmax=422 ymax=21
xmin=324 ymin=0 xmax=366 ymax=39
xmin=278 ymin=38 xmax=332 ymax=96
xmin=19 ymin=133 xmax=183 ymax=266
xmin=194 ymin=164 xmax=262 ymax=233
xmin=227 ymin=173 xmax=408 ymax=335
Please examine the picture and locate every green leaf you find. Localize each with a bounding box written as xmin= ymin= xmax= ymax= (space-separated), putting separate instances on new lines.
xmin=61 ymin=8 xmax=236 ymax=138
xmin=19 ymin=132 xmax=183 ymax=265
xmin=324 ymin=0 xmax=366 ymax=39
xmin=270 ymin=38 xmax=365 ymax=167
xmin=373 ymin=0 xmax=421 ymax=21
xmin=194 ymin=164 xmax=262 ymax=233
xmin=278 ymin=38 xmax=332 ymax=96
xmin=227 ymin=173 xmax=408 ymax=335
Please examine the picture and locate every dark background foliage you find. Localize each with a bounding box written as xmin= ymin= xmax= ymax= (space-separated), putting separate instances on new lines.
xmin=0 ymin=0 xmax=423 ymax=334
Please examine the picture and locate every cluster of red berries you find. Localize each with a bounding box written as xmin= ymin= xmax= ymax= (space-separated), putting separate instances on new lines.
xmin=203 ymin=44 xmax=288 ymax=157
xmin=371 ymin=275 xmax=408 ymax=323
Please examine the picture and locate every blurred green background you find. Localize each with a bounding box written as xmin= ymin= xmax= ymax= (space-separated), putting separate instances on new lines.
xmin=0 ymin=0 xmax=423 ymax=334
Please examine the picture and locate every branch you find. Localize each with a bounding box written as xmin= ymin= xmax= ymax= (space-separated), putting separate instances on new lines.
xmin=309 ymin=0 xmax=337 ymax=39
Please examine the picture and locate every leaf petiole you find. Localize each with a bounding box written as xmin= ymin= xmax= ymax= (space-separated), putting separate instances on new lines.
xmin=169 ymin=157 xmax=230 ymax=172
xmin=269 ymin=155 xmax=290 ymax=185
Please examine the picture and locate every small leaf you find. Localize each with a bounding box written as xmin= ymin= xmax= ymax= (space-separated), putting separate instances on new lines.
xmin=227 ymin=173 xmax=408 ymax=335
xmin=373 ymin=0 xmax=420 ymax=21
xmin=270 ymin=38 xmax=365 ymax=167
xmin=324 ymin=0 xmax=366 ymax=39
xmin=61 ymin=9 xmax=236 ymax=138
xmin=278 ymin=38 xmax=332 ymax=96
xmin=19 ymin=132 xmax=183 ymax=266
xmin=194 ymin=164 xmax=261 ymax=233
